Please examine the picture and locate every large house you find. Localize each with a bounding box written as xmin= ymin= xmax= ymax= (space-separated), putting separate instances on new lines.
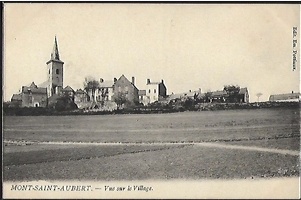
xmin=113 ymin=75 xmax=139 ymax=105
xmin=144 ymin=79 xmax=167 ymax=104
xmin=96 ymin=78 xmax=115 ymax=102
xmin=11 ymin=82 xmax=48 ymax=107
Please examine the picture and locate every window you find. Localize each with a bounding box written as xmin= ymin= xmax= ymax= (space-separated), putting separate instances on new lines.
xmin=56 ymin=69 xmax=59 ymax=74
xmin=149 ymin=89 xmax=151 ymax=93
xmin=154 ymin=89 xmax=156 ymax=93
xmin=49 ymin=69 xmax=50 ymax=74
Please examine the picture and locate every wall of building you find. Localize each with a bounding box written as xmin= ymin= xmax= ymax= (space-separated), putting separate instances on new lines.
xmin=47 ymin=60 xmax=64 ymax=97
xmin=21 ymin=92 xmax=48 ymax=107
xmin=146 ymin=84 xmax=159 ymax=103
xmin=113 ymin=76 xmax=139 ymax=104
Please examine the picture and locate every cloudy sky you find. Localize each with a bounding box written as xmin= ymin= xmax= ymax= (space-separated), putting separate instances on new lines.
xmin=3 ymin=3 xmax=300 ymax=102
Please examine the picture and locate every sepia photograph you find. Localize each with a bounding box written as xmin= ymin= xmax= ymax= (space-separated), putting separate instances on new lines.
xmin=2 ymin=3 xmax=300 ymax=199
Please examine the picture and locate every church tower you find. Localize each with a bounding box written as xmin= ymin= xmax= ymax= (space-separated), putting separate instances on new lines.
xmin=46 ymin=36 xmax=64 ymax=97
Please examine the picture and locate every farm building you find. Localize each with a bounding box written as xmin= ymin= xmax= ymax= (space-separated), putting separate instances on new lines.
xmin=269 ymin=92 xmax=300 ymax=102
xmin=10 ymin=82 xmax=48 ymax=107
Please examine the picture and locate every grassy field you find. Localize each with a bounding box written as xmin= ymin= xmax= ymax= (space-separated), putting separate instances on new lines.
xmin=3 ymin=107 xmax=300 ymax=181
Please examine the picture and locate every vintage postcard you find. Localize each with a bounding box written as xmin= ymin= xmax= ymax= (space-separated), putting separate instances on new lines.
xmin=2 ymin=3 xmax=300 ymax=199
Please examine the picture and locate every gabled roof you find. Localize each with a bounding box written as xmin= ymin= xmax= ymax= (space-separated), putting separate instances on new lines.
xmin=116 ymin=75 xmax=139 ymax=90
xmin=269 ymin=93 xmax=300 ymax=101
xmin=22 ymin=82 xmax=47 ymax=94
xmin=138 ymin=90 xmax=146 ymax=96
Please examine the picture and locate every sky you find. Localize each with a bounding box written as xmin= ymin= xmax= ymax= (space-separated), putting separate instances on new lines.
xmin=3 ymin=3 xmax=300 ymax=102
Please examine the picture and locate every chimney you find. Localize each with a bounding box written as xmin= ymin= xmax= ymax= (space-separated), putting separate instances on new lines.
xmin=114 ymin=78 xmax=117 ymax=83
xmin=199 ymin=88 xmax=202 ymax=94
xmin=132 ymin=76 xmax=135 ymax=85
xmin=161 ymin=79 xmax=164 ymax=84
xmin=147 ymin=79 xmax=150 ymax=84
xmin=292 ymin=91 xmax=294 ymax=94
xmin=189 ymin=90 xmax=192 ymax=92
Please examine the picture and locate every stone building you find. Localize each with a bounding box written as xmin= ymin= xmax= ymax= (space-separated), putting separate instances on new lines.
xmin=96 ymin=78 xmax=115 ymax=102
xmin=145 ymin=79 xmax=167 ymax=104
xmin=113 ymin=75 xmax=139 ymax=105
xmin=46 ymin=36 xmax=64 ymax=97
xmin=19 ymin=82 xmax=48 ymax=107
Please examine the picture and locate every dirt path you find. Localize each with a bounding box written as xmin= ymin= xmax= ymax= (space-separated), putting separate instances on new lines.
xmin=4 ymin=139 xmax=299 ymax=156
xmin=194 ymin=142 xmax=299 ymax=156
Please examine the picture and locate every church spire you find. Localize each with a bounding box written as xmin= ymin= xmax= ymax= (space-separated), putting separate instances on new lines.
xmin=51 ymin=36 xmax=60 ymax=60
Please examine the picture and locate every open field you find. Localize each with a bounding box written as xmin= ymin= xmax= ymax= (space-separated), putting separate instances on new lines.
xmin=3 ymin=108 xmax=300 ymax=181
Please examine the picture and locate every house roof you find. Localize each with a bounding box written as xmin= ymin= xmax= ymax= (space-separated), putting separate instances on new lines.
xmin=75 ymin=89 xmax=87 ymax=94
xmin=11 ymin=94 xmax=22 ymax=101
xmin=211 ymin=90 xmax=228 ymax=97
xmin=62 ymin=85 xmax=74 ymax=92
xmin=99 ymin=80 xmax=114 ymax=88
xmin=22 ymin=82 xmax=47 ymax=94
xmin=22 ymin=86 xmax=47 ymax=94
xmin=269 ymin=93 xmax=300 ymax=101
xmin=138 ymin=90 xmax=146 ymax=96
xmin=168 ymin=93 xmax=183 ymax=100
xmin=116 ymin=75 xmax=139 ymax=90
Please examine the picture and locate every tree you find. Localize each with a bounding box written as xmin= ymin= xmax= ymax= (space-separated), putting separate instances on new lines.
xmin=83 ymin=77 xmax=99 ymax=102
xmin=113 ymin=92 xmax=127 ymax=110
xmin=224 ymin=85 xmax=240 ymax=103
xmin=256 ymin=92 xmax=263 ymax=102
xmin=99 ymin=88 xmax=109 ymax=106
xmin=204 ymin=91 xmax=212 ymax=103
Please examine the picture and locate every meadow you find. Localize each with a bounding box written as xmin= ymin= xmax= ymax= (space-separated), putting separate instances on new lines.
xmin=3 ymin=108 xmax=300 ymax=181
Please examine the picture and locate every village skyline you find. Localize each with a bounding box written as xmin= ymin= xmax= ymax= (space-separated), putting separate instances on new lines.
xmin=4 ymin=4 xmax=300 ymax=102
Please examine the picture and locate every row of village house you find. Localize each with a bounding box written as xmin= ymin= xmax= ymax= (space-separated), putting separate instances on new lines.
xmin=11 ymin=76 xmax=251 ymax=109
xmin=10 ymin=75 xmax=168 ymax=108
xmin=10 ymin=37 xmax=298 ymax=108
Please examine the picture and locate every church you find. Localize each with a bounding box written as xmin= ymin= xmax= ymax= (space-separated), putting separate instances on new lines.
xmin=11 ymin=37 xmax=68 ymax=107
xmin=10 ymin=36 xmax=168 ymax=109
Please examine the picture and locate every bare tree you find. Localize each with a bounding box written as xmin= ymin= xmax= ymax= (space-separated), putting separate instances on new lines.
xmin=256 ymin=92 xmax=263 ymax=102
xmin=83 ymin=76 xmax=99 ymax=102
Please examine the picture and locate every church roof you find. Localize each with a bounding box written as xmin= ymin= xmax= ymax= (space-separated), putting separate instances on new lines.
xmin=47 ymin=36 xmax=64 ymax=64
xmin=51 ymin=36 xmax=60 ymax=60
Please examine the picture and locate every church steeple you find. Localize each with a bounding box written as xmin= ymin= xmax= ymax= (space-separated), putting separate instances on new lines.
xmin=51 ymin=36 xmax=60 ymax=60
xmin=46 ymin=36 xmax=64 ymax=97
